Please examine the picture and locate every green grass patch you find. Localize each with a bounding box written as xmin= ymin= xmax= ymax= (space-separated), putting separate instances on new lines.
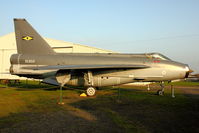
xmin=164 ymin=81 xmax=199 ymax=86
xmin=0 ymin=80 xmax=198 ymax=133
xmin=73 ymin=87 xmax=199 ymax=133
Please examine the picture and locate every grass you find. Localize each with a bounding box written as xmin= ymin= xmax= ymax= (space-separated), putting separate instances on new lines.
xmin=165 ymin=80 xmax=199 ymax=86
xmin=0 ymin=86 xmax=60 ymax=117
xmin=0 ymin=81 xmax=198 ymax=133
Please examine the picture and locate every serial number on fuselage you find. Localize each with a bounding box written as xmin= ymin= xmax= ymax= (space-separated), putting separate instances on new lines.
xmin=25 ymin=59 xmax=36 ymax=64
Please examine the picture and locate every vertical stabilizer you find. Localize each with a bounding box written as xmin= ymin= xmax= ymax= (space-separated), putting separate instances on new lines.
xmin=14 ymin=18 xmax=55 ymax=55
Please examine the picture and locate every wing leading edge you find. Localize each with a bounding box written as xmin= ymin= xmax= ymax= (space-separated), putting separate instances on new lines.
xmin=28 ymin=64 xmax=150 ymax=70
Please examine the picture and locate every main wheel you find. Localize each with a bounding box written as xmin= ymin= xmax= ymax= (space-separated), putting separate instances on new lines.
xmin=86 ymin=87 xmax=96 ymax=96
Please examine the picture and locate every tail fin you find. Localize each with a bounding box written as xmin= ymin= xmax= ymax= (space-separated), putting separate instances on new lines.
xmin=14 ymin=18 xmax=55 ymax=55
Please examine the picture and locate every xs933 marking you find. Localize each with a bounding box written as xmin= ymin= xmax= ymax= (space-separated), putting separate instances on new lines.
xmin=25 ymin=59 xmax=35 ymax=64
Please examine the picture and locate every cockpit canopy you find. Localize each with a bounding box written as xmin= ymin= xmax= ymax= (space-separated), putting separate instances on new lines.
xmin=146 ymin=53 xmax=171 ymax=60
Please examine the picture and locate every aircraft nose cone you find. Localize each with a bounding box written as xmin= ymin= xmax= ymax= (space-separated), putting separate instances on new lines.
xmin=184 ymin=65 xmax=193 ymax=78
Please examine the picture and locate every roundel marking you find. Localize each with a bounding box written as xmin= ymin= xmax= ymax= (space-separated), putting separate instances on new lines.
xmin=22 ymin=36 xmax=33 ymax=41
xmin=162 ymin=70 xmax=167 ymax=75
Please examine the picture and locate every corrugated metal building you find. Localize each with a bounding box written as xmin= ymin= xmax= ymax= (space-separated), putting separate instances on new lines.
xmin=0 ymin=33 xmax=114 ymax=79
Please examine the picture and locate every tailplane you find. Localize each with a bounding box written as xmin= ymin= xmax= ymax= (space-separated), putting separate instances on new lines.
xmin=14 ymin=18 xmax=55 ymax=55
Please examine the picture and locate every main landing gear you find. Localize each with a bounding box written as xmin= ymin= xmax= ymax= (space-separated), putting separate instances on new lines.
xmin=157 ymin=82 xmax=165 ymax=96
xmin=84 ymin=70 xmax=96 ymax=97
xmin=86 ymin=87 xmax=96 ymax=96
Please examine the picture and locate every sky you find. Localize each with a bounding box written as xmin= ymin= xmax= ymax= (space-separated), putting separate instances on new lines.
xmin=0 ymin=0 xmax=199 ymax=73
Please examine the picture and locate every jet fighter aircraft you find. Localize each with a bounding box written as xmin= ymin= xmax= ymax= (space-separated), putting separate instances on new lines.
xmin=10 ymin=19 xmax=192 ymax=97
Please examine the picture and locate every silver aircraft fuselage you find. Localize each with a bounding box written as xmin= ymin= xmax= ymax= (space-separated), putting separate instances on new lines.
xmin=10 ymin=53 xmax=190 ymax=87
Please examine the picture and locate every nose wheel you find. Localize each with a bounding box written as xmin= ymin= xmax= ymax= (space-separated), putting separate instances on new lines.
xmin=86 ymin=87 xmax=96 ymax=96
xmin=157 ymin=82 xmax=165 ymax=96
xmin=157 ymin=90 xmax=164 ymax=96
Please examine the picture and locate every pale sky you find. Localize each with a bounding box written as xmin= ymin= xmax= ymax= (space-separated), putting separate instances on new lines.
xmin=0 ymin=0 xmax=199 ymax=73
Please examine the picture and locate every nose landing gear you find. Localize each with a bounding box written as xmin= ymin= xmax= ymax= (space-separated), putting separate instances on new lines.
xmin=157 ymin=82 xmax=165 ymax=96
